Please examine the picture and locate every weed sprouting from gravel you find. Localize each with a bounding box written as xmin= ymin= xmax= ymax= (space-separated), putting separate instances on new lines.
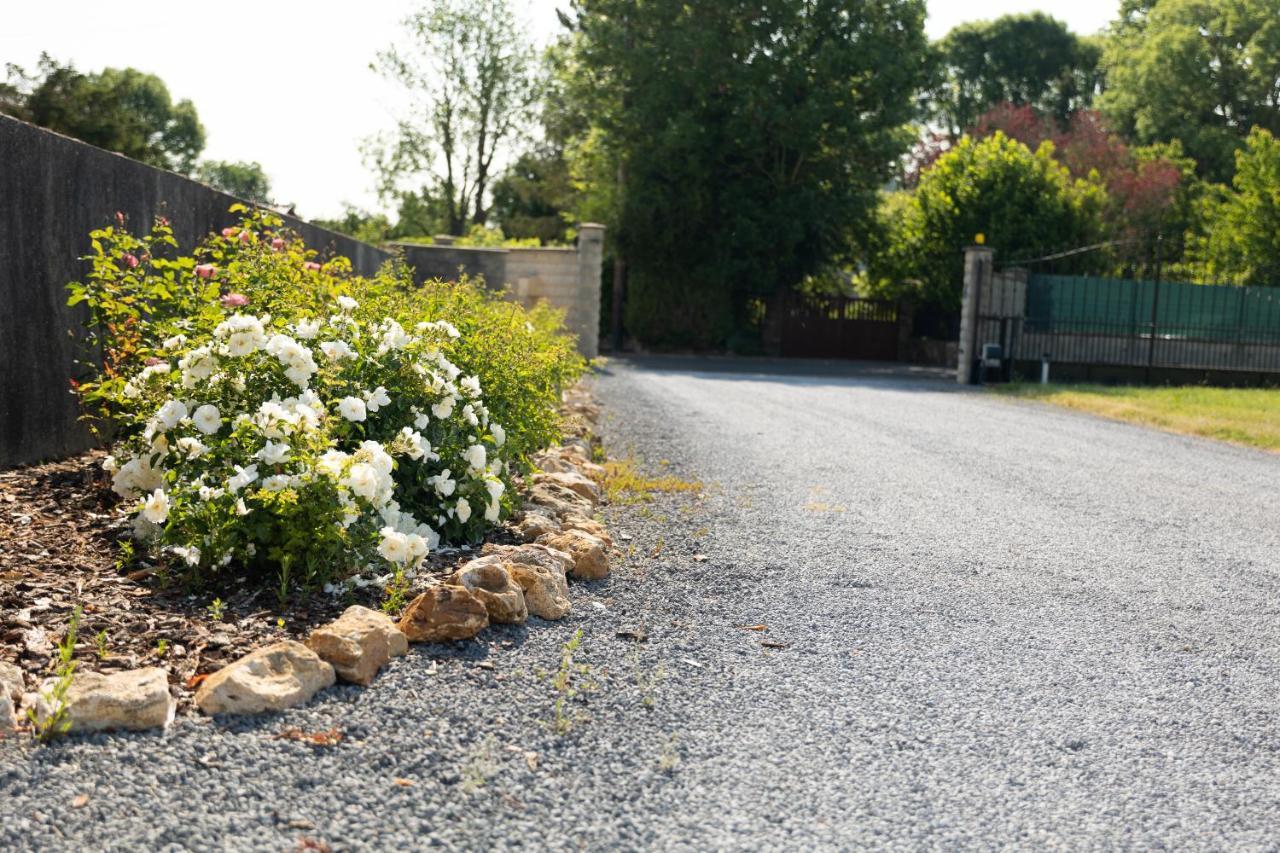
xmin=657 ymin=736 xmax=680 ymax=773
xmin=549 ymin=628 xmax=598 ymax=734
xmin=461 ymin=735 xmax=499 ymax=793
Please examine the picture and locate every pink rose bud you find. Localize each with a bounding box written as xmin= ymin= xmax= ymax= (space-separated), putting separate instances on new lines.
xmin=157 ymin=216 xmax=169 ymax=227
xmin=220 ymin=292 xmax=248 ymax=308
xmin=221 ymin=227 xmax=237 ymax=239
xmin=271 ymin=238 xmax=286 ymax=251
xmin=122 ymin=253 xmax=139 ymax=268
xmin=195 ymin=264 xmax=218 ymax=279
xmin=115 ymin=211 xmax=126 ymax=226
xmin=240 ymin=231 xmax=252 ymax=243
xmin=304 ymin=261 xmax=322 ymax=272
xmin=144 ymin=357 xmax=164 ymax=366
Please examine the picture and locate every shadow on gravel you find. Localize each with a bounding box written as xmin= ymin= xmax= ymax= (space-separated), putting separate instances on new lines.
xmin=607 ymin=355 xmax=957 ymax=390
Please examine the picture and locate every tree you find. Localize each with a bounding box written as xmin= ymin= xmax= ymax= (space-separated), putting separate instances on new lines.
xmin=370 ymin=0 xmax=541 ymax=235
xmin=1100 ymin=0 xmax=1280 ymax=182
xmin=490 ymin=148 xmax=575 ymax=243
xmin=310 ymin=206 xmax=395 ymax=245
xmin=926 ymin=14 xmax=1102 ymax=141
xmin=2 ymin=53 xmax=204 ymax=172
xmin=1193 ymin=128 xmax=1280 ymax=286
xmin=563 ymin=0 xmax=930 ymax=348
xmin=872 ymin=132 xmax=1107 ymax=309
xmin=195 ymin=160 xmax=272 ymax=204
xmin=964 ymin=105 xmax=1198 ymax=272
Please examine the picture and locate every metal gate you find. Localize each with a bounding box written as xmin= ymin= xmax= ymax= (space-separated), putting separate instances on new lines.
xmin=1015 ymin=274 xmax=1280 ymax=376
xmin=779 ymin=295 xmax=899 ymax=361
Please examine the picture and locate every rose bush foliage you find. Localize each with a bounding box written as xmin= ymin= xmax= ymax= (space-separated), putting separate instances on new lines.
xmin=70 ymin=207 xmax=583 ymax=593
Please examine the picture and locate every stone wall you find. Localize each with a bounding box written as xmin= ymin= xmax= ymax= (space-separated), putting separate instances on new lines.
xmin=389 ymin=225 xmax=605 ymax=359
xmin=0 ymin=115 xmax=393 ymax=468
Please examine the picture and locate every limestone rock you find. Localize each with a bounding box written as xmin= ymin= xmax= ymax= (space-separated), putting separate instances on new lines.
xmin=533 ymin=471 xmax=602 ymax=504
xmin=306 ymin=606 xmax=408 ymax=686
xmin=560 ymin=513 xmax=613 ymax=549
xmin=0 ymin=692 xmax=15 ymax=733
xmin=0 ymin=661 xmax=24 ymax=703
xmin=507 ymin=560 xmax=572 ymax=620
xmin=514 ymin=510 xmax=561 ymax=542
xmin=449 ymin=561 xmax=528 ymax=624
xmin=195 ymin=642 xmax=335 ymax=716
xmin=526 ymin=481 xmax=594 ymax=519
xmin=36 ymin=667 xmax=175 ymax=733
xmin=536 ymin=530 xmax=610 ymax=580
xmin=398 ymin=585 xmax=490 ymax=643
xmin=480 ymin=542 xmax=575 ymax=574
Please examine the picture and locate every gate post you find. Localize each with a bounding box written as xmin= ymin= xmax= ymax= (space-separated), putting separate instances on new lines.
xmin=958 ymin=245 xmax=994 ymax=384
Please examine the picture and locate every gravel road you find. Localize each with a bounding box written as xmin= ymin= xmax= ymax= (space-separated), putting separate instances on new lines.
xmin=3 ymin=356 xmax=1279 ymax=851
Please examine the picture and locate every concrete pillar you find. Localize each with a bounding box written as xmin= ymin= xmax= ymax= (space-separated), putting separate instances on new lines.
xmin=575 ymin=223 xmax=606 ymax=358
xmin=958 ymin=246 xmax=993 ymax=384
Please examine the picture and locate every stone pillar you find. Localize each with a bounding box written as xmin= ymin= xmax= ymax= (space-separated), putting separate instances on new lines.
xmin=575 ymin=223 xmax=606 ymax=358
xmin=957 ymin=246 xmax=993 ymax=384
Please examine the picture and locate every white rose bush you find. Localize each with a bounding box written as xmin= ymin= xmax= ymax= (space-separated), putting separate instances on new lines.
xmin=70 ymin=206 xmax=584 ymax=596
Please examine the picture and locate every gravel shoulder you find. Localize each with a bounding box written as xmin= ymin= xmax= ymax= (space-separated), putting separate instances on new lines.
xmin=3 ymin=356 xmax=1279 ymax=850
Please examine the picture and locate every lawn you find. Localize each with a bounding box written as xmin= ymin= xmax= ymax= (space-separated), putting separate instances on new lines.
xmin=993 ymin=383 xmax=1280 ymax=452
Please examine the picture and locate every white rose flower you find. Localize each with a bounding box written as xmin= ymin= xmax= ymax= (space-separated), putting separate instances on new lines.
xmin=154 ymin=399 xmax=188 ymax=431
xmin=192 ymin=404 xmax=222 ymax=435
xmin=228 ymin=463 xmax=259 ymax=493
xmin=430 ymin=470 xmax=456 ymax=497
xmin=140 ymin=488 xmax=170 ymax=524
xmin=464 ymin=444 xmax=486 ymax=473
xmin=175 ymin=437 xmax=207 ymax=459
xmin=336 ymin=295 xmax=358 ymax=312
xmin=344 ymin=462 xmax=380 ymax=501
xmin=235 ymin=498 xmax=250 ymax=516
xmin=363 ymin=386 xmax=391 ymax=413
xmin=460 ymin=376 xmax=481 ymax=397
xmin=378 ymin=527 xmax=411 ymax=563
xmin=490 ymin=423 xmax=505 ymax=447
xmin=320 ymin=340 xmax=355 ymax=362
xmin=431 ymin=396 xmax=455 ymax=419
xmin=484 ymin=499 xmax=500 ymax=522
xmin=163 ymin=334 xmax=187 ymax=351
xmin=454 ymin=498 xmax=472 ymax=524
xmin=338 ymin=396 xmax=367 ymax=422
xmin=412 ymin=409 xmax=429 ymax=429
xmin=293 ymin=318 xmax=322 ymax=339
xmin=102 ymin=455 xmax=118 ymax=473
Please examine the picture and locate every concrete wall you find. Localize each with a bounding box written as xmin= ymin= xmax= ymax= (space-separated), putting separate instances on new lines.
xmin=0 ymin=115 xmax=393 ymax=468
xmin=391 ymin=242 xmax=508 ymax=291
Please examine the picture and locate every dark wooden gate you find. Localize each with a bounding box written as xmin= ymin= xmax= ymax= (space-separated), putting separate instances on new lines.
xmin=778 ymin=295 xmax=900 ymax=360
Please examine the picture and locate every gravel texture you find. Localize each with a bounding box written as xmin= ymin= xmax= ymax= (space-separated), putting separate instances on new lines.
xmin=3 ymin=356 xmax=1280 ymax=850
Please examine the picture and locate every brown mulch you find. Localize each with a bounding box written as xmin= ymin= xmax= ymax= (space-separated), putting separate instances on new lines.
xmin=0 ymin=451 xmax=514 ymax=712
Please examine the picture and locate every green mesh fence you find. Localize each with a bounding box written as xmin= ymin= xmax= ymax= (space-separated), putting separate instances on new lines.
xmin=1026 ymin=275 xmax=1280 ymax=344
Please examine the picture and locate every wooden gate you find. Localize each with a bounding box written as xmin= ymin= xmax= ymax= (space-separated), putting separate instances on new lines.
xmin=778 ymin=295 xmax=900 ymax=360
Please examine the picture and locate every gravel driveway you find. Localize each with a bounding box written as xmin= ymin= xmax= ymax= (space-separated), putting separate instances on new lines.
xmin=3 ymin=356 xmax=1278 ymax=850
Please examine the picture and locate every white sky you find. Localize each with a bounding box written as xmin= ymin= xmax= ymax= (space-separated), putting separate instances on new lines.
xmin=3 ymin=0 xmax=1117 ymax=221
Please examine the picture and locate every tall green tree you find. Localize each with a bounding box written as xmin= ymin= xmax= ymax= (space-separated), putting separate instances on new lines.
xmin=926 ymin=14 xmax=1102 ymax=140
xmin=1100 ymin=0 xmax=1280 ymax=182
xmin=872 ymin=132 xmax=1107 ymax=309
xmin=1192 ymin=128 xmax=1280 ymax=286
xmin=195 ymin=160 xmax=272 ymax=204
xmin=563 ymin=0 xmax=930 ymax=348
xmin=2 ymin=53 xmax=204 ymax=173
xmin=370 ymin=0 xmax=542 ymax=235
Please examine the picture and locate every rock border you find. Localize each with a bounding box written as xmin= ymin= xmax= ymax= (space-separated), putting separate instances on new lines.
xmin=10 ymin=386 xmax=614 ymax=737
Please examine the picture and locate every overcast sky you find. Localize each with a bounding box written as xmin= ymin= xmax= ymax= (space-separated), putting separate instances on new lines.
xmin=3 ymin=0 xmax=1118 ymax=221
